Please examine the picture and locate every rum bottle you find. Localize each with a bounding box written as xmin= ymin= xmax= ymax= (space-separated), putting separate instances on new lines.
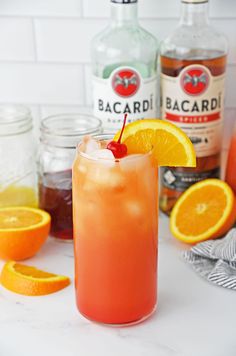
xmin=160 ymin=0 xmax=228 ymax=214
xmin=91 ymin=0 xmax=159 ymax=132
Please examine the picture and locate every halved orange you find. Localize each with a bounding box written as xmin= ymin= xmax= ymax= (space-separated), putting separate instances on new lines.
xmin=0 ymin=207 xmax=51 ymax=260
xmin=114 ymin=119 xmax=196 ymax=167
xmin=0 ymin=261 xmax=70 ymax=296
xmin=170 ymin=179 xmax=236 ymax=244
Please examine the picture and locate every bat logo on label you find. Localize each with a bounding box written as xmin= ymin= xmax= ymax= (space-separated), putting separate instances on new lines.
xmin=112 ymin=69 xmax=140 ymax=97
xmin=181 ymin=67 xmax=210 ymax=96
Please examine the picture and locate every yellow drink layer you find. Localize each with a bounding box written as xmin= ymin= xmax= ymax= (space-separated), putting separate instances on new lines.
xmin=0 ymin=185 xmax=38 ymax=208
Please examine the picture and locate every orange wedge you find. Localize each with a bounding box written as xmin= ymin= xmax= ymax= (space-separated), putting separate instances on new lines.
xmin=114 ymin=119 xmax=196 ymax=167
xmin=0 ymin=207 xmax=51 ymax=260
xmin=0 ymin=261 xmax=70 ymax=296
xmin=170 ymin=179 xmax=236 ymax=244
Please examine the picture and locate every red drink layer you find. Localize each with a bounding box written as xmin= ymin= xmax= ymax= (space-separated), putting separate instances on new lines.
xmin=39 ymin=170 xmax=73 ymax=240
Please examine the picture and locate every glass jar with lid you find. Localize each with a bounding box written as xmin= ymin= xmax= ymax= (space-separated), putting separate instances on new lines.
xmin=0 ymin=105 xmax=37 ymax=208
xmin=38 ymin=113 xmax=102 ymax=242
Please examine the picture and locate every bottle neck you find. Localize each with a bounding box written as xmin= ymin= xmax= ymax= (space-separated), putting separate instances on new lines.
xmin=180 ymin=1 xmax=209 ymax=26
xmin=110 ymin=3 xmax=138 ymax=27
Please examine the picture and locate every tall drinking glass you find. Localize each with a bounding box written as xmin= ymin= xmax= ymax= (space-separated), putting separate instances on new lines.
xmin=72 ymin=136 xmax=158 ymax=325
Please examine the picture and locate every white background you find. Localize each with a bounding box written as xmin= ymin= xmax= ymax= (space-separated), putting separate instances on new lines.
xmin=0 ymin=0 xmax=235 ymax=147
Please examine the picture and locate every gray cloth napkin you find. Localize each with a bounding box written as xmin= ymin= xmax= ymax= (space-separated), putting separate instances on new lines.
xmin=183 ymin=228 xmax=236 ymax=290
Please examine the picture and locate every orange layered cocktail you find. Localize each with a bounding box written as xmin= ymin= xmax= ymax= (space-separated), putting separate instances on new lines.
xmin=73 ymin=118 xmax=196 ymax=325
xmin=73 ymin=136 xmax=158 ymax=324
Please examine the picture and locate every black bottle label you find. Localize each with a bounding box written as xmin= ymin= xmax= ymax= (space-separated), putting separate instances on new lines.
xmin=161 ymin=167 xmax=220 ymax=192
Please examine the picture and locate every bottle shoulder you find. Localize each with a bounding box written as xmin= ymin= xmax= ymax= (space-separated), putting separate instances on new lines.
xmin=91 ymin=23 xmax=159 ymax=54
xmin=161 ymin=24 xmax=228 ymax=58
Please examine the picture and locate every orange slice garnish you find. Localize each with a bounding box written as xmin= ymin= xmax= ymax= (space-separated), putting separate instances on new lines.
xmin=0 ymin=261 xmax=70 ymax=296
xmin=114 ymin=119 xmax=196 ymax=167
xmin=170 ymin=179 xmax=236 ymax=244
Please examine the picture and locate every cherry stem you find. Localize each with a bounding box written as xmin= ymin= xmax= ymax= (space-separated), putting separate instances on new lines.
xmin=117 ymin=113 xmax=128 ymax=144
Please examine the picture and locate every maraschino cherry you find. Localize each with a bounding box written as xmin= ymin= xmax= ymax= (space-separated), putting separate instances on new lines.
xmin=107 ymin=114 xmax=128 ymax=159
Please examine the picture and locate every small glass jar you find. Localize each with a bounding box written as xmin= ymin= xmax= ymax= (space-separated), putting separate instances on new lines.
xmin=38 ymin=113 xmax=102 ymax=242
xmin=0 ymin=105 xmax=37 ymax=208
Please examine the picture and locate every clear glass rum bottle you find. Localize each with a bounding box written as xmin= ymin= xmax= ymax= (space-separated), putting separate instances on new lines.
xmin=91 ymin=0 xmax=159 ymax=132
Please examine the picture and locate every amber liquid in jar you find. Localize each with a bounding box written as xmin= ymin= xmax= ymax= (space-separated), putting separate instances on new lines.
xmin=39 ymin=170 xmax=73 ymax=240
xmin=160 ymin=51 xmax=227 ymax=215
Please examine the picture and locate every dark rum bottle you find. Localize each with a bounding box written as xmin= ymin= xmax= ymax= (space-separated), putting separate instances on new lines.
xmin=160 ymin=0 xmax=228 ymax=214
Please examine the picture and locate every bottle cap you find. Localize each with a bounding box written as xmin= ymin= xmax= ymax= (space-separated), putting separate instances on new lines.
xmin=182 ymin=0 xmax=208 ymax=3
xmin=111 ymin=0 xmax=137 ymax=3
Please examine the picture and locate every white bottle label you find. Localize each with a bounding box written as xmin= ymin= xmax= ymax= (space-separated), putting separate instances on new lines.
xmin=161 ymin=64 xmax=225 ymax=158
xmin=93 ymin=66 xmax=157 ymax=131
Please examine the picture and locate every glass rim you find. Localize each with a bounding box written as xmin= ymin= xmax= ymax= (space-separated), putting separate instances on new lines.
xmin=0 ymin=105 xmax=32 ymax=136
xmin=40 ymin=113 xmax=103 ymax=148
xmin=41 ymin=113 xmax=102 ymax=137
xmin=77 ymin=133 xmax=152 ymax=163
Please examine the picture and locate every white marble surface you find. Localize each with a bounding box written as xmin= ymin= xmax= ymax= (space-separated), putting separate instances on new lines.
xmin=0 ymin=214 xmax=235 ymax=356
